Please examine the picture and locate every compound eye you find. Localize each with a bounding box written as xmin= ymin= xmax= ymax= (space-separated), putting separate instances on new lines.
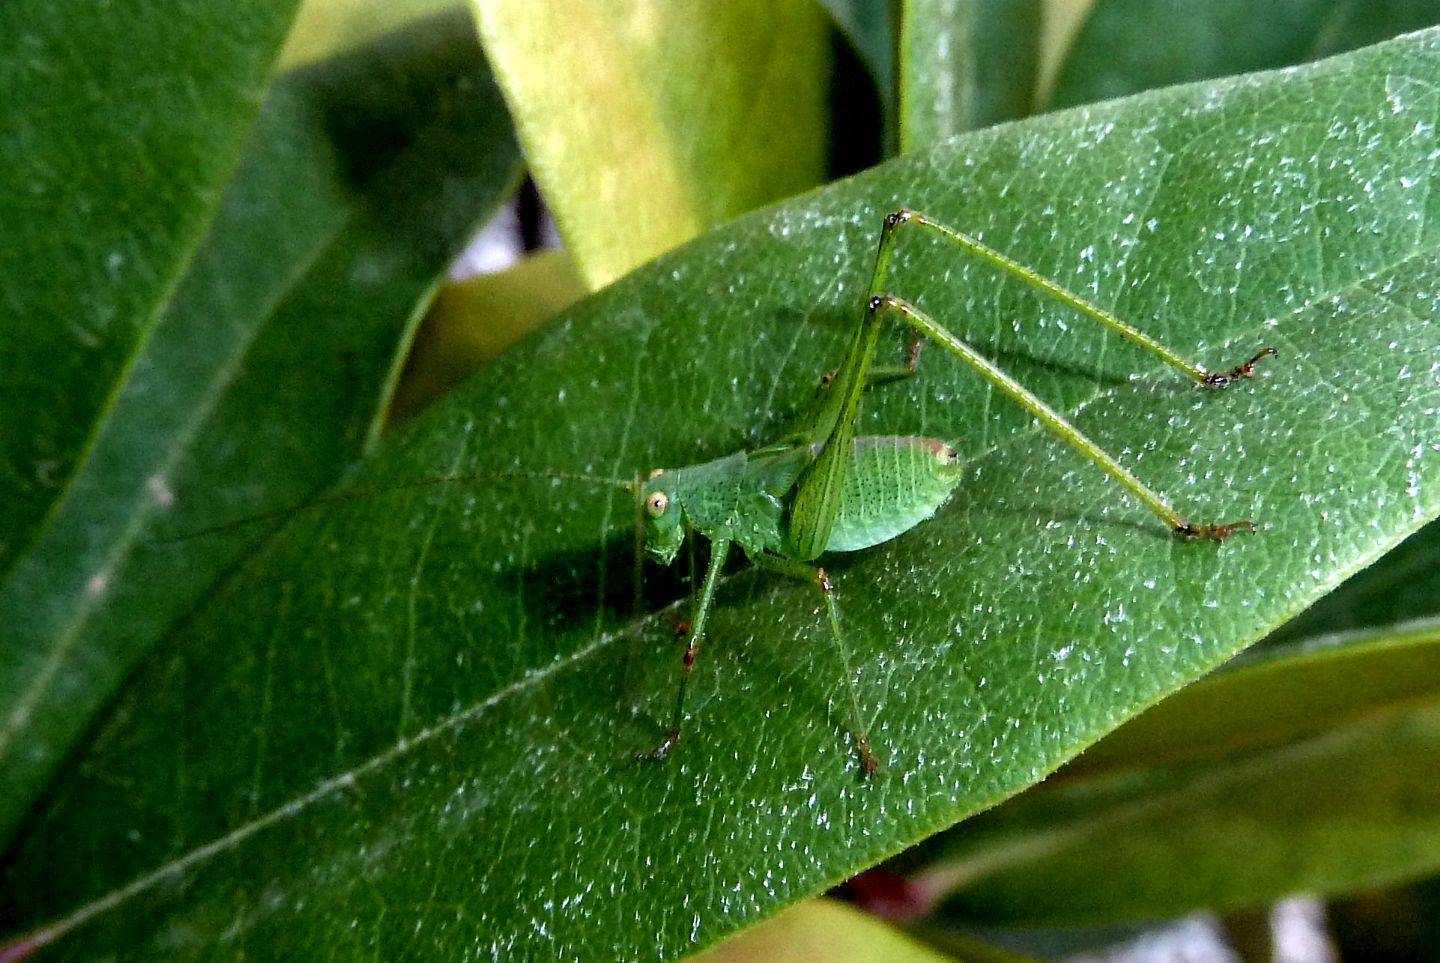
xmin=645 ymin=491 xmax=668 ymax=518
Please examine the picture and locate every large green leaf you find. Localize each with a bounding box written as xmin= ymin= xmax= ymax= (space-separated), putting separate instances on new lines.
xmin=5 ymin=30 xmax=1440 ymax=961
xmin=0 ymin=9 xmax=521 ymax=849
xmin=0 ymin=0 xmax=301 ymax=570
xmin=472 ymin=0 xmax=831 ymax=288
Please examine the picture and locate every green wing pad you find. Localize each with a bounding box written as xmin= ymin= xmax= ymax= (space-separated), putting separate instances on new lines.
xmin=824 ymin=436 xmax=963 ymax=553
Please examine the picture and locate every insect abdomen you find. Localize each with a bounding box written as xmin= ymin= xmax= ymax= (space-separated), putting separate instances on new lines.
xmin=825 ymin=436 xmax=963 ymax=553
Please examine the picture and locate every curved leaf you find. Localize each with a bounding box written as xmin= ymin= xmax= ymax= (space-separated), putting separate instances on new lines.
xmin=0 ymin=0 xmax=301 ymax=567
xmin=473 ymin=0 xmax=831 ymax=287
xmin=5 ymin=30 xmax=1440 ymax=961
xmin=279 ymin=0 xmax=456 ymax=68
xmin=1074 ymin=619 xmax=1440 ymax=778
xmin=0 ymin=10 xmax=521 ymax=847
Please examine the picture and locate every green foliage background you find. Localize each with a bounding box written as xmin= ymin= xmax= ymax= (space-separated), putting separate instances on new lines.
xmin=4 ymin=1 xmax=1440 ymax=960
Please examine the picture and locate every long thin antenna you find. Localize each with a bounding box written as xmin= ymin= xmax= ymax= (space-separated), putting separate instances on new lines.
xmin=155 ymin=469 xmax=636 ymax=543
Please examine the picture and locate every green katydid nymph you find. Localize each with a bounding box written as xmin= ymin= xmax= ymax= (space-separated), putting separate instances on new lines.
xmin=628 ymin=209 xmax=1273 ymax=773
xmin=174 ymin=209 xmax=1274 ymax=774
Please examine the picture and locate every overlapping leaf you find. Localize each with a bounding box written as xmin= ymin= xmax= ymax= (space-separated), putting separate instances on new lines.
xmin=0 ymin=8 xmax=520 ymax=846
xmin=473 ymin=0 xmax=831 ymax=287
xmin=904 ymin=620 xmax=1440 ymax=924
xmin=0 ymin=0 xmax=300 ymax=568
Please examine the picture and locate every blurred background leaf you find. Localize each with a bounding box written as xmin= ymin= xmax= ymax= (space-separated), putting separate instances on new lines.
xmin=0 ymin=0 xmax=302 ymax=569
xmin=0 ymin=2 xmax=521 ymax=848
xmin=473 ymin=0 xmax=832 ymax=288
xmin=1049 ymin=0 xmax=1440 ymax=109
xmin=389 ymin=249 xmax=586 ymax=424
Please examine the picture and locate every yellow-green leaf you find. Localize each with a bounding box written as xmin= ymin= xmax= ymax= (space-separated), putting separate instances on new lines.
xmin=473 ymin=0 xmax=831 ymax=287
